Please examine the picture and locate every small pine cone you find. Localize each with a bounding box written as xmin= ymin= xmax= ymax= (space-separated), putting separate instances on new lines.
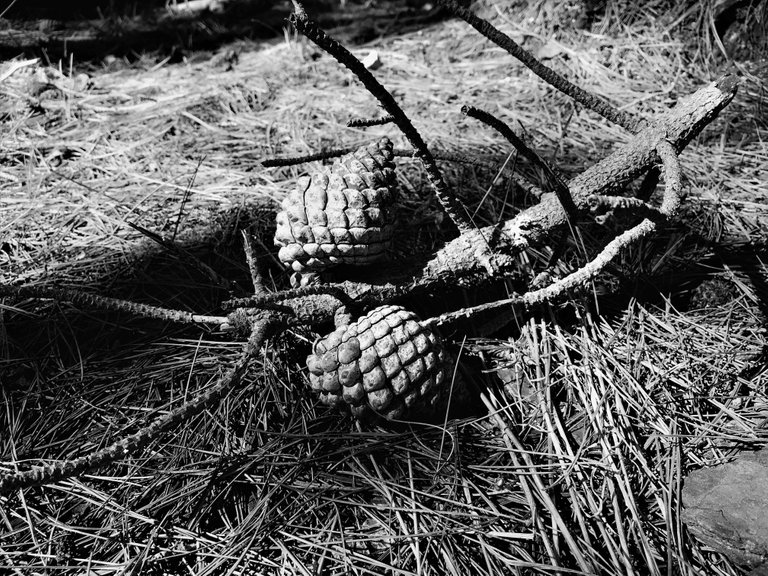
xmin=274 ymin=137 xmax=398 ymax=277
xmin=306 ymin=305 xmax=448 ymax=421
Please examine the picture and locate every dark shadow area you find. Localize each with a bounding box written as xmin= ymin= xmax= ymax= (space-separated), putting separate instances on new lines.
xmin=0 ymin=0 xmax=454 ymax=63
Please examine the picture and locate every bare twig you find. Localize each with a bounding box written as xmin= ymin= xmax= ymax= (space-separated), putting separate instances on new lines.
xmin=261 ymin=146 xmax=356 ymax=167
xmin=242 ymin=230 xmax=266 ymax=294
xmin=0 ymin=284 xmax=227 ymax=326
xmin=290 ymin=1 xmax=474 ymax=232
xmin=347 ymin=114 xmax=395 ymax=128
xmin=461 ymin=104 xmax=577 ymax=218
xmin=436 ymin=0 xmax=643 ymax=132
xmin=0 ymin=318 xmax=273 ymax=493
xmin=264 ymin=146 xmax=524 ymax=175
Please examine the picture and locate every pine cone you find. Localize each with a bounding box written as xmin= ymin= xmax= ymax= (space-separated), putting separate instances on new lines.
xmin=306 ymin=305 xmax=448 ymax=421
xmin=274 ymin=138 xmax=398 ymax=279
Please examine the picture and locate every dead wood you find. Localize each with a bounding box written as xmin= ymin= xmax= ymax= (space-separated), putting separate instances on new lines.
xmin=230 ymin=75 xmax=738 ymax=330
xmin=0 ymin=2 xmax=740 ymax=494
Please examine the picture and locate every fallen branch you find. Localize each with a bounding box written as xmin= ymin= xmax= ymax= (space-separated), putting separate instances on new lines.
xmin=0 ymin=3 xmax=739 ymax=496
xmin=0 ymin=316 xmax=274 ymax=493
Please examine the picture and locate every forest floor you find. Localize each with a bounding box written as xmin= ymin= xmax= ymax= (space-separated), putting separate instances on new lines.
xmin=1 ymin=0 xmax=768 ymax=574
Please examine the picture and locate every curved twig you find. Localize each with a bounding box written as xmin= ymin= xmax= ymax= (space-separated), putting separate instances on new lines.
xmin=461 ymin=104 xmax=577 ymax=218
xmin=0 ymin=284 xmax=227 ymax=326
xmin=423 ymin=217 xmax=658 ymax=328
xmin=0 ymin=318 xmax=273 ymax=493
xmin=436 ymin=0 xmax=643 ymax=132
xmin=290 ymin=2 xmax=474 ymax=232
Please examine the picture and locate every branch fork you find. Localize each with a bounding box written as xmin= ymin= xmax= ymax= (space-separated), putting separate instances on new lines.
xmin=0 ymin=2 xmax=739 ymax=493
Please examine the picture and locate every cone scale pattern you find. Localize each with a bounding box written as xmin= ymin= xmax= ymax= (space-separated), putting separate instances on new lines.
xmin=274 ymin=138 xmax=398 ymax=278
xmin=306 ymin=305 xmax=447 ymax=421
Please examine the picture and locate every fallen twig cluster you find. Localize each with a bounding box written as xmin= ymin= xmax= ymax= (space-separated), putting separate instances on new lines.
xmin=0 ymin=0 xmax=738 ymax=495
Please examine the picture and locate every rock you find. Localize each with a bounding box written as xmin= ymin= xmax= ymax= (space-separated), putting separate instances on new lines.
xmin=683 ymin=449 xmax=768 ymax=573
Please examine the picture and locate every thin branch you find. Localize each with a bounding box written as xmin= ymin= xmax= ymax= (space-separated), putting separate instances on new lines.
xmin=461 ymin=104 xmax=577 ymax=218
xmin=587 ymin=194 xmax=665 ymax=220
xmin=656 ymin=140 xmax=682 ymax=217
xmin=290 ymin=2 xmax=473 ymax=232
xmin=0 ymin=318 xmax=272 ymax=493
xmin=423 ymin=218 xmax=658 ymax=328
xmin=0 ymin=284 xmax=227 ymax=326
xmin=223 ymin=284 xmax=355 ymax=310
xmin=347 ymin=114 xmax=395 ymax=127
xmin=260 ymin=146 xmax=356 ymax=167
xmin=242 ymin=230 xmax=266 ymax=295
xmin=436 ymin=0 xmax=643 ymax=132
xmin=263 ymin=146 xmax=527 ymax=175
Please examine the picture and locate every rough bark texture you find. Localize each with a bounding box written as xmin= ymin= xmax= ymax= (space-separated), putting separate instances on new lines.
xmin=423 ymin=76 xmax=738 ymax=285
xmin=225 ymin=76 xmax=738 ymax=333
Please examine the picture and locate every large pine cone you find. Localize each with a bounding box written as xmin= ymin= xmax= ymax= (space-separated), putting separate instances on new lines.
xmin=274 ymin=138 xmax=398 ymax=278
xmin=306 ymin=305 xmax=448 ymax=421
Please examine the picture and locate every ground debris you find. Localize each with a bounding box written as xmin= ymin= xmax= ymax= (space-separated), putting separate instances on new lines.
xmin=684 ymin=448 xmax=768 ymax=574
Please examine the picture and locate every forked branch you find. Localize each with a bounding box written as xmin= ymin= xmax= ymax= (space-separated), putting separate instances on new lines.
xmin=425 ymin=136 xmax=686 ymax=326
xmin=290 ymin=2 xmax=474 ymax=232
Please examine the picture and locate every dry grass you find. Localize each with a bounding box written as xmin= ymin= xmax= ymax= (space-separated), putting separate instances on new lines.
xmin=1 ymin=0 xmax=768 ymax=573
